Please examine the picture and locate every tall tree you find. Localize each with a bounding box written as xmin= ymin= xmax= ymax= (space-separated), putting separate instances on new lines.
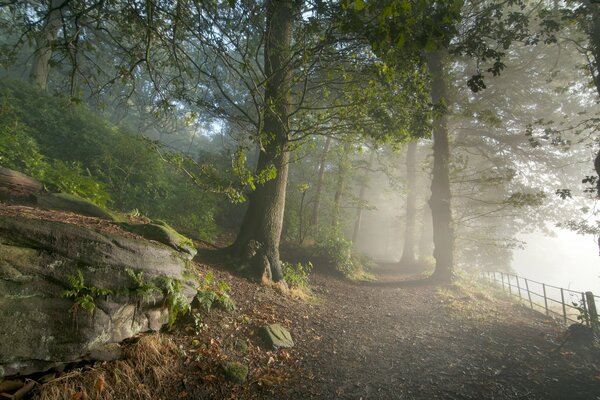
xmin=426 ymin=50 xmax=454 ymax=280
xmin=399 ymin=140 xmax=418 ymax=265
xmin=228 ymin=0 xmax=294 ymax=283
xmin=29 ymin=0 xmax=66 ymax=89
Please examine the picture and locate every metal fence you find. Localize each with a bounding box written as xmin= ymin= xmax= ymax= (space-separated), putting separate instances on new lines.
xmin=482 ymin=271 xmax=599 ymax=327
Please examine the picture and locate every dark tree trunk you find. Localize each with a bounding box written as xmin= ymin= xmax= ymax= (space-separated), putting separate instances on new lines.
xmin=30 ymin=0 xmax=65 ymax=90
xmin=228 ymin=0 xmax=293 ymax=283
xmin=399 ymin=141 xmax=417 ymax=265
xmin=352 ymin=150 xmax=375 ymax=244
xmin=426 ymin=50 xmax=454 ymax=282
xmin=309 ymin=136 xmax=332 ymax=230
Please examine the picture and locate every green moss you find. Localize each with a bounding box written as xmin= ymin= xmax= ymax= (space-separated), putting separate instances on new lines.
xmin=221 ymin=361 xmax=248 ymax=384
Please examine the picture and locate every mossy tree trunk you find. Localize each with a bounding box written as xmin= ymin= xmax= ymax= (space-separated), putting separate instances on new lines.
xmin=426 ymin=49 xmax=454 ymax=282
xmin=228 ymin=0 xmax=293 ymax=283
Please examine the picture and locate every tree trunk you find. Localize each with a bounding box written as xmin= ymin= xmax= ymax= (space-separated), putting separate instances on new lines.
xmin=417 ymin=195 xmax=433 ymax=261
xmin=352 ymin=149 xmax=375 ymax=244
xmin=399 ymin=141 xmax=417 ymax=265
xmin=30 ymin=0 xmax=65 ymax=90
xmin=331 ymin=141 xmax=351 ymax=230
xmin=426 ymin=50 xmax=454 ymax=282
xmin=586 ymin=1 xmax=600 ymax=197
xmin=309 ymin=136 xmax=332 ymax=230
xmin=228 ymin=0 xmax=293 ymax=283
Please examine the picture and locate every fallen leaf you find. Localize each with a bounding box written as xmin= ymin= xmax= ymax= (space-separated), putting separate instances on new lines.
xmin=95 ymin=376 xmax=105 ymax=393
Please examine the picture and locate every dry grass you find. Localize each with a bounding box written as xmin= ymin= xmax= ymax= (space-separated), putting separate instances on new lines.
xmin=33 ymin=334 xmax=180 ymax=400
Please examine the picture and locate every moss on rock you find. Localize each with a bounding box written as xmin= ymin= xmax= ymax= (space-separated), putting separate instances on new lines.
xmin=221 ymin=361 xmax=248 ymax=384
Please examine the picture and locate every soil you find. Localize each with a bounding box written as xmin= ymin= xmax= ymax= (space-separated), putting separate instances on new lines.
xmin=165 ymin=253 xmax=600 ymax=400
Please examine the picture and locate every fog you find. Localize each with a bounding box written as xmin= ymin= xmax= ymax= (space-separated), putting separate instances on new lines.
xmin=513 ymin=229 xmax=600 ymax=294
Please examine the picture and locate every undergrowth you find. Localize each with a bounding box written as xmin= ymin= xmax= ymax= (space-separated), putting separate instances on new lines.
xmin=32 ymin=335 xmax=179 ymax=400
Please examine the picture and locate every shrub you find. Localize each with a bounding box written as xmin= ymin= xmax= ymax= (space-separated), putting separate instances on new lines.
xmin=282 ymin=261 xmax=313 ymax=289
xmin=195 ymin=271 xmax=236 ymax=312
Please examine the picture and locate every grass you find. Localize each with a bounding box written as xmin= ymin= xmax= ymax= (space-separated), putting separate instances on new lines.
xmin=33 ymin=335 xmax=179 ymax=400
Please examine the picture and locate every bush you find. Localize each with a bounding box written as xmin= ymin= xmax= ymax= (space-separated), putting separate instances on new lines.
xmin=316 ymin=235 xmax=354 ymax=276
xmin=314 ymin=235 xmax=374 ymax=280
xmin=282 ymin=261 xmax=313 ymax=289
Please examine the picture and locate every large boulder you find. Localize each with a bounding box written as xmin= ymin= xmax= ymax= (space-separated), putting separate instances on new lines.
xmin=0 ymin=215 xmax=196 ymax=376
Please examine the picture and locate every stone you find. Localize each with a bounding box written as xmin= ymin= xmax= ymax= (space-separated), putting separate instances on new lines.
xmin=88 ymin=343 xmax=123 ymax=361
xmin=0 ymin=215 xmax=196 ymax=376
xmin=117 ymin=220 xmax=196 ymax=259
xmin=259 ymin=324 xmax=294 ymax=349
xmin=36 ymin=193 xmax=118 ymax=221
xmin=221 ymin=361 xmax=248 ymax=384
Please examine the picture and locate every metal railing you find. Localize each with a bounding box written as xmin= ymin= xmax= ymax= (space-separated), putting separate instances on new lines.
xmin=482 ymin=271 xmax=599 ymax=327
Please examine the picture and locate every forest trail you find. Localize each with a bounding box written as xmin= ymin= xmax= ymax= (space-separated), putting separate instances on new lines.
xmin=260 ymin=263 xmax=600 ymax=400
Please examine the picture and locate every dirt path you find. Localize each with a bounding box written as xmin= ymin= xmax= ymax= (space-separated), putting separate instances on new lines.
xmin=260 ymin=263 xmax=600 ymax=400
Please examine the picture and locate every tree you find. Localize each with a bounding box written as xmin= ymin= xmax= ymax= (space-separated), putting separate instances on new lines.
xmin=399 ymin=140 xmax=418 ymax=265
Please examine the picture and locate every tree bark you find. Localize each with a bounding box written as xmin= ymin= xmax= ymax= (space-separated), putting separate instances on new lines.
xmin=309 ymin=136 xmax=332 ymax=230
xmin=399 ymin=141 xmax=417 ymax=265
xmin=417 ymin=195 xmax=433 ymax=261
xmin=426 ymin=50 xmax=454 ymax=282
xmin=30 ymin=0 xmax=65 ymax=90
xmin=352 ymin=149 xmax=375 ymax=244
xmin=228 ymin=0 xmax=293 ymax=283
xmin=331 ymin=141 xmax=351 ymax=229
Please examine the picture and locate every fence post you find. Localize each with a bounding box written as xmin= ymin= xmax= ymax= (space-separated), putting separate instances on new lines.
xmin=524 ymin=278 xmax=533 ymax=309
xmin=585 ymin=292 xmax=598 ymax=327
xmin=516 ymin=275 xmax=522 ymax=301
xmin=508 ymin=275 xmax=513 ymax=295
xmin=581 ymin=292 xmax=590 ymax=327
xmin=501 ymin=272 xmax=505 ymax=291
xmin=560 ymin=288 xmax=567 ymax=325
xmin=542 ymin=283 xmax=549 ymax=316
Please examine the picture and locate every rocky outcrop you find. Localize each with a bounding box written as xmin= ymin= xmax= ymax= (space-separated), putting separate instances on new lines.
xmin=0 ymin=215 xmax=196 ymax=376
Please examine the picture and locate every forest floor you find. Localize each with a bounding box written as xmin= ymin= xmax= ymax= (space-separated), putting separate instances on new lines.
xmin=33 ymin=249 xmax=600 ymax=400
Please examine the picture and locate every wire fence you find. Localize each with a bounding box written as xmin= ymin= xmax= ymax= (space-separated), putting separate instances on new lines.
xmin=481 ymin=271 xmax=599 ymax=327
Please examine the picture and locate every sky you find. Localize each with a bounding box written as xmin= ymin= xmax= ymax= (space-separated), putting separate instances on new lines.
xmin=512 ymin=229 xmax=600 ymax=295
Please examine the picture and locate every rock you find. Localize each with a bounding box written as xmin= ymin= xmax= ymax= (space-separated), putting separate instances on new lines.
xmin=0 ymin=166 xmax=45 ymax=203
xmin=0 ymin=215 xmax=196 ymax=376
xmin=221 ymin=361 xmax=248 ymax=384
xmin=88 ymin=343 xmax=124 ymax=361
xmin=117 ymin=220 xmax=197 ymax=259
xmin=36 ymin=193 xmax=118 ymax=221
xmin=259 ymin=324 xmax=294 ymax=349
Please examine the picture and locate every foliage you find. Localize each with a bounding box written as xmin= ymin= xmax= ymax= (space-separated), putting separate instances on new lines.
xmin=282 ymin=261 xmax=313 ymax=289
xmin=158 ymin=276 xmax=191 ymax=328
xmin=0 ymin=79 xmax=222 ymax=240
xmin=62 ymin=271 xmax=112 ymax=315
xmin=195 ymin=271 xmax=236 ymax=313
xmin=125 ymin=268 xmax=161 ymax=304
xmin=0 ymin=93 xmax=110 ymax=206
xmin=316 ymin=235 xmax=354 ymax=276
